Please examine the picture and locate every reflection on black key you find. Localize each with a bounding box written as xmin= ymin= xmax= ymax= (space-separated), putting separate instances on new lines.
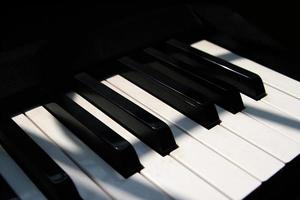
xmin=0 ymin=119 xmax=82 ymax=200
xmin=45 ymin=100 xmax=143 ymax=178
xmin=144 ymin=47 xmax=244 ymax=113
xmin=74 ymin=73 xmax=178 ymax=156
xmin=119 ymin=57 xmax=221 ymax=129
xmin=0 ymin=175 xmax=19 ymax=200
xmin=165 ymin=39 xmax=266 ymax=100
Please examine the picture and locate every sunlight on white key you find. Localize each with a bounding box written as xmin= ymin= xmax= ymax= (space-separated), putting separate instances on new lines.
xmin=242 ymin=95 xmax=300 ymax=144
xmin=262 ymin=85 xmax=300 ymax=121
xmin=68 ymin=92 xmax=229 ymax=200
xmin=103 ymin=77 xmax=268 ymax=199
xmin=103 ymin=78 xmax=284 ymax=181
xmin=191 ymin=40 xmax=300 ymax=100
xmin=13 ymin=114 xmax=111 ymax=200
xmin=105 ymin=75 xmax=286 ymax=180
xmin=217 ymin=106 xmax=300 ymax=163
xmin=25 ymin=106 xmax=170 ymax=200
xmin=26 ymin=111 xmax=84 ymax=155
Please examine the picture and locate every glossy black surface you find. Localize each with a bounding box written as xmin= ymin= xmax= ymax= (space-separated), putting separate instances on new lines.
xmin=144 ymin=47 xmax=244 ymax=113
xmin=45 ymin=100 xmax=143 ymax=178
xmin=119 ymin=56 xmax=221 ymax=129
xmin=0 ymin=175 xmax=19 ymax=200
xmin=74 ymin=73 xmax=178 ymax=156
xmin=0 ymin=118 xmax=81 ymax=200
xmin=164 ymin=39 xmax=266 ymax=100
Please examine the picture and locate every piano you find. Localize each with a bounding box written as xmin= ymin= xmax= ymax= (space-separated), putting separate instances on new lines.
xmin=1 ymin=3 xmax=300 ymax=199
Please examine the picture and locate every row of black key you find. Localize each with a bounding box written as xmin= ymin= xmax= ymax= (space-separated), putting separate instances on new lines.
xmin=0 ymin=38 xmax=266 ymax=199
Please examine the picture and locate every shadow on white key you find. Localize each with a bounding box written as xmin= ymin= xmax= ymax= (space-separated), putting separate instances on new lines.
xmin=217 ymin=106 xmax=300 ymax=163
xmin=12 ymin=114 xmax=111 ymax=200
xmin=102 ymin=79 xmax=284 ymax=182
xmin=0 ymin=146 xmax=46 ymax=200
xmin=242 ymin=94 xmax=300 ymax=144
xmin=102 ymin=78 xmax=264 ymax=199
xmin=262 ymin=85 xmax=300 ymax=121
xmin=25 ymin=106 xmax=170 ymax=200
xmin=67 ymin=92 xmax=229 ymax=200
xmin=105 ymin=75 xmax=289 ymax=178
xmin=190 ymin=39 xmax=300 ymax=147
xmin=191 ymin=40 xmax=300 ymax=100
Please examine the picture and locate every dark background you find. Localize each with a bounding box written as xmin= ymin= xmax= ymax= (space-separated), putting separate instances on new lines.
xmin=0 ymin=2 xmax=299 ymax=99
xmin=1 ymin=2 xmax=299 ymax=51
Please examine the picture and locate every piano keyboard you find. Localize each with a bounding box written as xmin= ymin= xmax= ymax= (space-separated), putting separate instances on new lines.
xmin=1 ymin=39 xmax=300 ymax=200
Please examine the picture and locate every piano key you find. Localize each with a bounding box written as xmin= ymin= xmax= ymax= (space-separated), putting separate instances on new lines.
xmin=104 ymin=75 xmax=284 ymax=181
xmin=0 ymin=119 xmax=81 ymax=200
xmin=25 ymin=106 xmax=171 ymax=200
xmin=191 ymin=40 xmax=300 ymax=100
xmin=0 ymin=146 xmax=46 ymax=200
xmin=12 ymin=114 xmax=111 ymax=200
xmin=67 ymin=91 xmax=233 ymax=200
xmin=144 ymin=47 xmax=244 ymax=113
xmin=166 ymin=39 xmax=266 ymax=100
xmin=190 ymin=39 xmax=300 ymax=143
xmin=262 ymin=84 xmax=300 ymax=121
xmin=119 ymin=55 xmax=214 ymax=105
xmin=74 ymin=73 xmax=178 ymax=156
xmin=190 ymin=39 xmax=300 ymax=145
xmin=0 ymin=174 xmax=19 ymax=200
xmin=44 ymin=99 xmax=143 ymax=178
xmin=217 ymin=106 xmax=300 ymax=163
xmin=120 ymin=69 xmax=220 ymax=129
xmin=241 ymin=94 xmax=300 ymax=144
xmin=119 ymin=57 xmax=220 ymax=129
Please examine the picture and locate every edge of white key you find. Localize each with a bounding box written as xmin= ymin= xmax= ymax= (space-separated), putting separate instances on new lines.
xmin=0 ymin=146 xmax=46 ymax=200
xmin=25 ymin=106 xmax=170 ymax=200
xmin=12 ymin=114 xmax=111 ymax=200
xmin=191 ymin=40 xmax=300 ymax=100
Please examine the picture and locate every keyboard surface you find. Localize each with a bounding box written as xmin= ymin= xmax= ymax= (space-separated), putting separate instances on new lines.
xmin=1 ymin=37 xmax=300 ymax=199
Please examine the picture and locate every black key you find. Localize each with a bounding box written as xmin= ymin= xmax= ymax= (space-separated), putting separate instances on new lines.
xmin=0 ymin=175 xmax=19 ymax=200
xmin=74 ymin=73 xmax=178 ymax=156
xmin=0 ymin=118 xmax=82 ymax=200
xmin=44 ymin=99 xmax=143 ymax=178
xmin=119 ymin=57 xmax=221 ymax=129
xmin=144 ymin=47 xmax=244 ymax=113
xmin=164 ymin=39 xmax=267 ymax=100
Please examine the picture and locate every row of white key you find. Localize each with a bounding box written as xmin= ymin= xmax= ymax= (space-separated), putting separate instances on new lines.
xmin=191 ymin=40 xmax=300 ymax=100
xmin=3 ymin=39 xmax=300 ymax=200
xmin=103 ymin=77 xmax=286 ymax=179
xmin=12 ymin=115 xmax=111 ymax=200
xmin=104 ymin=73 xmax=300 ymax=199
xmin=4 ymin=97 xmax=230 ymax=199
xmin=24 ymin=107 xmax=171 ymax=200
xmin=67 ymin=92 xmax=229 ymax=200
xmin=192 ymin=40 xmax=300 ymax=144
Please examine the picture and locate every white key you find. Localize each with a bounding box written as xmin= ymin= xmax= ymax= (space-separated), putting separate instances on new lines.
xmin=262 ymin=85 xmax=300 ymax=121
xmin=0 ymin=146 xmax=46 ymax=200
xmin=191 ymin=40 xmax=300 ymax=100
xmin=12 ymin=114 xmax=111 ymax=200
xmin=102 ymin=80 xmax=262 ymax=199
xmin=242 ymin=94 xmax=300 ymax=144
xmin=217 ymin=106 xmax=300 ymax=163
xmin=191 ymin=39 xmax=300 ymax=144
xmin=25 ymin=106 xmax=170 ymax=200
xmin=104 ymin=76 xmax=283 ymax=181
xmin=68 ymin=92 xmax=229 ymax=200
